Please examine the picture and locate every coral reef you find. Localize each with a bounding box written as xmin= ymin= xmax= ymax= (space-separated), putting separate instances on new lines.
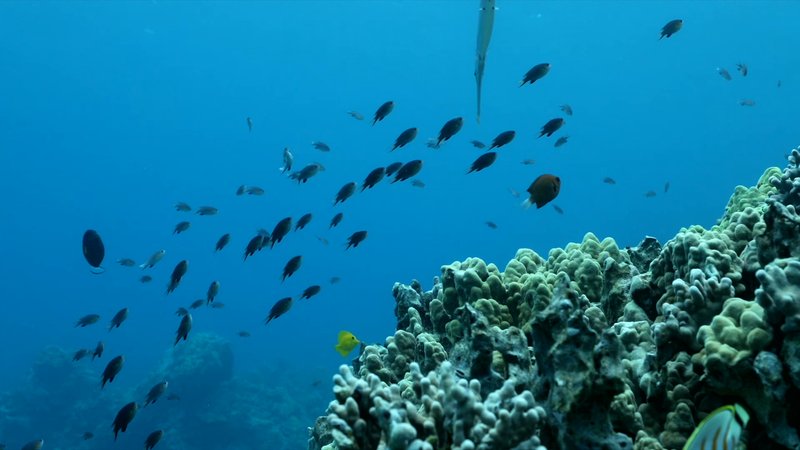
xmin=309 ymin=148 xmax=800 ymax=450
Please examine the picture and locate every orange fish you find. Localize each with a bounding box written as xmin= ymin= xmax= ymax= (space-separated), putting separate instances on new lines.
xmin=524 ymin=174 xmax=561 ymax=209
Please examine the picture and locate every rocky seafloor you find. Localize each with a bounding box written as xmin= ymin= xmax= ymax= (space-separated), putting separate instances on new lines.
xmin=308 ymin=148 xmax=800 ymax=450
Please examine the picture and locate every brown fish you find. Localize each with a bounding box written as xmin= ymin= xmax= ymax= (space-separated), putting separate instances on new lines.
xmin=372 ymin=101 xmax=394 ymax=125
xmin=101 ymin=355 xmax=124 ymax=388
xmin=265 ymin=297 xmax=293 ymax=324
xmin=166 ymin=260 xmax=188 ymax=294
xmin=392 ymin=127 xmax=418 ymax=150
xmin=296 ymin=213 xmax=313 ymax=231
xmin=468 ymin=152 xmax=497 ymax=173
xmin=144 ymin=430 xmax=164 ymax=450
xmin=660 ymin=19 xmax=683 ymax=39
xmin=346 ymin=231 xmax=368 ymax=249
xmin=520 ymin=63 xmax=550 ymax=86
xmin=175 ymin=313 xmax=192 ymax=345
xmin=282 ymin=255 xmax=303 ymax=281
xmin=524 ymin=174 xmax=561 ymax=209
xmin=112 ymin=402 xmax=138 ymax=440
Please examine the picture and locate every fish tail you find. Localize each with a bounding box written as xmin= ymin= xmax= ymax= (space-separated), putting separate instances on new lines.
xmin=521 ymin=198 xmax=532 ymax=209
xmin=90 ymin=266 xmax=105 ymax=275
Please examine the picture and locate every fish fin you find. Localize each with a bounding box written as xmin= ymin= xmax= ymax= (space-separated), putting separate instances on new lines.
xmin=521 ymin=199 xmax=532 ymax=209
xmin=335 ymin=345 xmax=348 ymax=357
xmin=90 ymin=266 xmax=105 ymax=275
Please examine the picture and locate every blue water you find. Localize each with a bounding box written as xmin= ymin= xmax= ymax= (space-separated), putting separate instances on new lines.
xmin=0 ymin=1 xmax=797 ymax=449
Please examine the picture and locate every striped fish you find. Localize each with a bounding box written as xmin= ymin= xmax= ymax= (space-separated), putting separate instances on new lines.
xmin=683 ymin=404 xmax=749 ymax=450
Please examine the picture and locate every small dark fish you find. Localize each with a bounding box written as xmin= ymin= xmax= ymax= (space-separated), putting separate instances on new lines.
xmin=362 ymin=167 xmax=386 ymax=191
xmin=282 ymin=255 xmax=303 ymax=281
xmin=140 ymin=275 xmax=152 ymax=283
xmin=736 ymin=63 xmax=748 ymax=77
xmin=411 ymin=179 xmax=425 ymax=188
xmin=82 ymin=432 xmax=94 ymax=440
xmin=206 ymin=280 xmax=220 ymax=304
xmin=166 ymin=394 xmax=180 ymax=401
xmin=330 ymin=276 xmax=341 ymax=284
xmin=300 ymin=285 xmax=321 ymax=300
xmin=82 ymin=230 xmax=105 ymax=274
xmin=554 ymin=136 xmax=569 ymax=147
xmin=560 ymin=104 xmax=573 ymax=116
xmin=210 ymin=302 xmax=225 ymax=309
xmin=175 ymin=313 xmax=192 ymax=345
xmin=425 ymin=138 xmax=441 ymax=149
xmin=237 ymin=330 xmax=251 ymax=337
xmin=664 ymin=182 xmax=670 ymax=193
xmin=271 ymin=217 xmax=293 ymax=247
xmin=245 ymin=186 xmax=265 ymax=196
xmin=246 ymin=117 xmax=253 ymax=132
xmin=174 ymin=202 xmax=191 ymax=212
xmin=317 ymin=236 xmax=329 ymax=245
xmin=552 ymin=204 xmax=564 ymax=214
xmin=347 ymin=111 xmax=364 ymax=120
xmin=330 ymin=212 xmax=344 ymax=228
xmin=372 ymin=100 xmax=394 ymax=125
xmin=520 ymin=63 xmax=551 ymax=86
xmin=144 ymin=430 xmax=164 ymax=450
xmin=20 ymin=440 xmax=43 ymax=450
xmin=312 ymin=141 xmax=331 ymax=152
xmin=334 ymin=182 xmax=357 ymax=205
xmin=467 ymin=152 xmax=497 ymax=173
xmin=660 ymin=19 xmax=683 ymax=39
xmin=392 ymin=127 xmax=418 ymax=150
xmin=92 ymin=341 xmax=104 ymax=360
xmin=189 ymin=299 xmax=204 ymax=309
xmin=485 ymin=221 xmax=498 ymax=229
xmin=196 ymin=206 xmax=218 ymax=216
xmin=166 ymin=260 xmax=188 ymax=294
xmin=521 ymin=159 xmax=536 ymax=166
xmin=538 ymin=118 xmax=565 ymax=137
xmin=101 ymin=355 xmax=124 ymax=388
xmin=108 ymin=308 xmax=129 ymax=331
xmin=717 ymin=67 xmax=732 ymax=80
xmin=524 ymin=174 xmax=561 ymax=209
xmin=489 ymin=130 xmax=515 ymax=149
xmin=75 ymin=314 xmax=100 ymax=327
xmin=739 ymin=99 xmax=756 ymax=106
xmin=175 ymin=307 xmax=189 ymax=316
xmin=280 ymin=147 xmax=293 ymax=174
xmin=346 ymin=231 xmax=368 ymax=249
xmin=116 ymin=258 xmax=136 ymax=267
xmin=144 ymin=381 xmax=168 ymax=406
xmin=391 ymin=160 xmax=423 ymax=183
xmin=236 ymin=184 xmax=246 ymax=196
xmin=385 ymin=162 xmax=403 ymax=177
xmin=265 ymin=297 xmax=293 ymax=324
xmin=645 ymin=191 xmax=657 ymax=198
xmin=470 ymin=140 xmax=486 ymax=149
xmin=173 ymin=221 xmax=190 ymax=234
xmin=295 ymin=213 xmax=313 ymax=231
xmin=215 ymin=233 xmax=231 ymax=252
xmin=112 ymin=402 xmax=138 ymax=440
xmin=290 ymin=163 xmax=324 ymax=183
xmin=437 ymin=117 xmax=464 ymax=145
xmin=603 ymin=177 xmax=616 ymax=185
xmin=73 ymin=349 xmax=91 ymax=361
xmin=139 ymin=250 xmax=166 ymax=269
xmin=244 ymin=235 xmax=263 ymax=261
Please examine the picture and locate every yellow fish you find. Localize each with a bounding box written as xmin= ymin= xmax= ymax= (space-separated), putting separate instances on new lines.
xmin=335 ymin=331 xmax=360 ymax=357
xmin=683 ymin=404 xmax=749 ymax=450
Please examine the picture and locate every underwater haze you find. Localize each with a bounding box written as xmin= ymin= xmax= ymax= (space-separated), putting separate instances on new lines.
xmin=0 ymin=1 xmax=798 ymax=449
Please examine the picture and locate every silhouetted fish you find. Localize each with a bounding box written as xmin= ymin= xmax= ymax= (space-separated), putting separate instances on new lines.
xmin=166 ymin=260 xmax=188 ymax=294
xmin=112 ymin=402 xmax=138 ymax=440
xmin=372 ymin=101 xmax=394 ymax=125
xmin=82 ymin=230 xmax=105 ymax=274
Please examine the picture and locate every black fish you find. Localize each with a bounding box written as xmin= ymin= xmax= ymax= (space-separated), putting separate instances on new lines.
xmin=385 ymin=162 xmax=403 ymax=177
xmin=92 ymin=341 xmax=104 ymax=360
xmin=664 ymin=182 xmax=670 ymax=193
xmin=140 ymin=275 xmax=152 ymax=283
xmin=538 ymin=118 xmax=565 ymax=137
xmin=392 ymin=127 xmax=418 ymax=150
xmin=108 ymin=308 xmax=129 ymax=331
xmin=290 ymin=163 xmax=324 ymax=183
xmin=645 ymin=191 xmax=657 ymax=198
xmin=82 ymin=432 xmax=94 ymax=440
xmin=554 ymin=136 xmax=569 ymax=148
xmin=602 ymin=177 xmax=616 ymax=185
xmin=334 ymin=182 xmax=357 ymax=205
xmin=206 ymin=280 xmax=220 ymax=304
xmin=102 ymin=355 xmax=124 ymax=388
xmin=468 ymin=152 xmax=497 ymax=173
xmin=173 ymin=221 xmax=190 ymax=234
xmin=265 ymin=297 xmax=293 ymax=324
xmin=485 ymin=221 xmax=498 ymax=229
xmin=470 ymin=140 xmax=486 ymax=149
xmin=553 ymin=204 xmax=564 ymax=214
xmin=75 ymin=314 xmax=100 ymax=327
xmin=73 ymin=349 xmax=91 ymax=361
xmin=372 ymin=100 xmax=394 ymax=125
xmin=437 ymin=117 xmax=463 ymax=145
xmin=215 ymin=233 xmax=231 ymax=252
xmin=312 ymin=141 xmax=331 ymax=152
xmin=520 ymin=63 xmax=551 ymax=86
xmin=362 ymin=167 xmax=386 ymax=191
xmin=189 ymin=299 xmax=204 ymax=309
xmin=144 ymin=430 xmax=164 ymax=450
xmin=271 ymin=217 xmax=293 ymax=248
xmin=243 ymin=235 xmax=263 ymax=261
xmin=282 ymin=255 xmax=302 ymax=281
xmin=144 ymin=381 xmax=168 ymax=406
xmin=82 ymin=230 xmax=105 ymax=273
xmin=112 ymin=402 xmax=138 ymax=440
xmin=660 ymin=19 xmax=683 ymax=39
xmin=175 ymin=313 xmax=192 ymax=345
xmin=300 ymin=285 xmax=321 ymax=300
xmin=391 ymin=160 xmax=423 ymax=183
xmin=295 ymin=213 xmax=313 ymax=231
xmin=489 ymin=130 xmax=515 ymax=149
xmin=166 ymin=260 xmax=188 ymax=294
xmin=330 ymin=212 xmax=344 ymax=228
xmin=346 ymin=231 xmax=368 ymax=249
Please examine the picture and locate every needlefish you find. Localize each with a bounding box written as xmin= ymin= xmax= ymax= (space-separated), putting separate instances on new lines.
xmin=474 ymin=0 xmax=496 ymax=124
